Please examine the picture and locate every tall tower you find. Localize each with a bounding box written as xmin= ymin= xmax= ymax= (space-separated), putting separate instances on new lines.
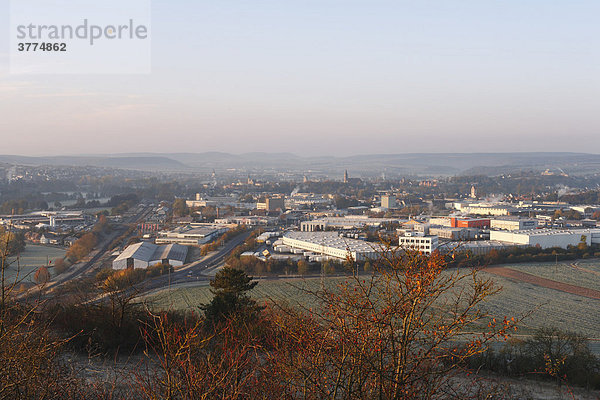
xmin=470 ymin=185 xmax=477 ymax=199
xmin=343 ymin=170 xmax=348 ymax=183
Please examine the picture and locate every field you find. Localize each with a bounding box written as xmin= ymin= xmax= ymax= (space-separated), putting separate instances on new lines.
xmin=142 ymin=260 xmax=600 ymax=352
xmin=4 ymin=244 xmax=66 ymax=284
xmin=140 ymin=277 xmax=346 ymax=313
xmin=505 ymin=260 xmax=600 ymax=292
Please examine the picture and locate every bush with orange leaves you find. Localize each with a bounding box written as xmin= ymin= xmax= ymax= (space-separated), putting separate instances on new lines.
xmin=137 ymin=311 xmax=283 ymax=400
xmin=267 ymin=248 xmax=520 ymax=399
xmin=137 ymin=248 xmax=519 ymax=399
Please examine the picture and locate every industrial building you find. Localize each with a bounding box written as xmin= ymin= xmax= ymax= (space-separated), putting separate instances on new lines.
xmin=490 ymin=218 xmax=538 ymax=231
xmin=398 ymin=231 xmax=439 ymax=255
xmin=215 ymin=216 xmax=277 ymax=226
xmin=112 ymin=242 xmax=188 ymax=270
xmin=428 ymin=226 xmax=480 ymax=241
xmin=490 ymin=228 xmax=600 ymax=249
xmin=455 ymin=203 xmax=516 ymax=216
xmin=281 ymin=231 xmax=378 ymax=261
xmin=155 ymin=224 xmax=227 ymax=245
xmin=450 ymin=217 xmax=490 ymax=228
xmin=0 ymin=211 xmax=87 ymax=228
xmin=438 ymin=240 xmax=521 ymax=256
xmin=300 ymin=216 xmax=400 ymax=232
xmin=287 ymin=193 xmax=332 ymax=208
xmin=427 ymin=216 xmax=490 ymax=229
xmin=186 ymin=194 xmax=254 ymax=209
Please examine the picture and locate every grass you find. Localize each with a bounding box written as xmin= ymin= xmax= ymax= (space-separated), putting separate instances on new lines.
xmin=140 ymin=261 xmax=600 ymax=352
xmin=140 ymin=277 xmax=347 ymax=313
xmin=506 ymin=260 xmax=600 ymax=292
xmin=4 ymin=244 xmax=66 ymax=283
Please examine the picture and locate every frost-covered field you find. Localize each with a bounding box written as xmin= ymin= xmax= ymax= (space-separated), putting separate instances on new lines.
xmin=141 ymin=277 xmax=346 ymax=313
xmin=506 ymin=260 xmax=600 ymax=292
xmin=142 ymin=263 xmax=600 ymax=352
xmin=4 ymin=244 xmax=66 ymax=283
xmin=477 ymin=269 xmax=600 ymax=338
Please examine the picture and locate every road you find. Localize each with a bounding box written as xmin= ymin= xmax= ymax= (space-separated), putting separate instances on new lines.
xmin=20 ymin=204 xmax=153 ymax=298
xmin=136 ymin=230 xmax=251 ymax=294
xmin=57 ymin=205 xmax=153 ymax=283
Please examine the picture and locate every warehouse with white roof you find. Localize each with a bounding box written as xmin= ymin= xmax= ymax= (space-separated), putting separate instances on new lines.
xmin=112 ymin=242 xmax=188 ymax=270
xmin=281 ymin=231 xmax=378 ymax=261
xmin=490 ymin=228 xmax=600 ymax=249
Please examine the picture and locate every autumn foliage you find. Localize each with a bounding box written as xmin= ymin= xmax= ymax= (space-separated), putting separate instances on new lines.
xmin=65 ymin=232 xmax=97 ymax=263
xmin=137 ymin=250 xmax=520 ymax=399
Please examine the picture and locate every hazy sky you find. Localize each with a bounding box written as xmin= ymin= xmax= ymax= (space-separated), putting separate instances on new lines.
xmin=0 ymin=1 xmax=599 ymax=156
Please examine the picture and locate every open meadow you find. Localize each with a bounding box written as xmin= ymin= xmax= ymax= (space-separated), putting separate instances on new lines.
xmin=4 ymin=244 xmax=66 ymax=284
xmin=141 ymin=260 xmax=600 ymax=352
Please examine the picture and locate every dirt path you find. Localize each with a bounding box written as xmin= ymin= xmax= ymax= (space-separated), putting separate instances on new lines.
xmin=570 ymin=262 xmax=600 ymax=278
xmin=484 ymin=266 xmax=600 ymax=300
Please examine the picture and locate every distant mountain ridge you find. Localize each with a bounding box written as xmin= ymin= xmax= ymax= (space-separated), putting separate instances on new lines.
xmin=1 ymin=152 xmax=600 ymax=177
xmin=0 ymin=155 xmax=188 ymax=171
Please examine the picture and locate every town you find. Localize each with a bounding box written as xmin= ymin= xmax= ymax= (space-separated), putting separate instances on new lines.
xmin=3 ymin=156 xmax=600 ymax=293
xmin=3 ymin=0 xmax=600 ymax=396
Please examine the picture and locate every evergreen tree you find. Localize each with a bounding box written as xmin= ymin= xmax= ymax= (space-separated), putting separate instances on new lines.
xmin=201 ymin=267 xmax=262 ymax=324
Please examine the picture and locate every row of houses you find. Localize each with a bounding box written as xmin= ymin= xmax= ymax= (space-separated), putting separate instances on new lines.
xmin=25 ymin=232 xmax=78 ymax=246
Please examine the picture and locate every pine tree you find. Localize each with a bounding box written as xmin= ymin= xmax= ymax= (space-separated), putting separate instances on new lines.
xmin=201 ymin=267 xmax=262 ymax=325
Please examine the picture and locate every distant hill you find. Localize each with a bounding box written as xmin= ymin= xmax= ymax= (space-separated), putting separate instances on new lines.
xmin=0 ymin=155 xmax=189 ymax=171
xmin=2 ymin=152 xmax=600 ymax=177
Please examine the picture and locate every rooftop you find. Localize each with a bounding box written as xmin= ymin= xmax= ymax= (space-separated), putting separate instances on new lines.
xmin=114 ymin=242 xmax=188 ymax=263
xmin=284 ymin=231 xmax=378 ymax=253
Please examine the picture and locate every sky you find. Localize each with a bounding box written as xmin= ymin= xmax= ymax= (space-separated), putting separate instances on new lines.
xmin=0 ymin=0 xmax=599 ymax=156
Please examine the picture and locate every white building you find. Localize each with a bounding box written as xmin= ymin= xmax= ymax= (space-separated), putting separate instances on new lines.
xmin=438 ymin=240 xmax=520 ymax=256
xmin=490 ymin=228 xmax=600 ymax=249
xmin=398 ymin=231 xmax=439 ymax=255
xmin=281 ymin=231 xmax=378 ymax=261
xmin=428 ymin=227 xmax=479 ymax=240
xmin=428 ymin=217 xmax=452 ymax=227
xmin=155 ymin=224 xmax=228 ymax=245
xmin=490 ymin=218 xmax=538 ymax=231
xmin=461 ymin=205 xmax=515 ymax=216
xmin=112 ymin=242 xmax=188 ymax=270
xmin=214 ymin=216 xmax=277 ymax=226
xmin=186 ymin=195 xmax=255 ymax=209
xmin=300 ymin=216 xmax=400 ymax=232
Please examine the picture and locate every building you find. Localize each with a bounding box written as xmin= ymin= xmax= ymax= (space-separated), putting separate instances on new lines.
xmin=449 ymin=217 xmax=490 ymax=229
xmin=398 ymin=231 xmax=439 ymax=255
xmin=301 ymin=216 xmax=400 ymax=232
xmin=457 ymin=204 xmax=516 ymax=216
xmin=470 ymin=185 xmax=477 ymax=199
xmin=281 ymin=231 xmax=378 ymax=261
xmin=429 ymin=216 xmax=452 ymax=227
xmin=186 ymin=195 xmax=255 ymax=209
xmin=438 ymin=240 xmax=520 ymax=256
xmin=490 ymin=228 xmax=600 ymax=249
xmin=490 ymin=218 xmax=538 ymax=231
xmin=401 ymin=219 xmax=429 ymax=233
xmin=287 ymin=193 xmax=332 ymax=208
xmin=155 ymin=224 xmax=227 ymax=245
xmin=112 ymin=242 xmax=188 ymax=270
xmin=39 ymin=232 xmax=62 ymax=245
xmin=381 ymin=195 xmax=396 ymax=210
xmin=215 ymin=216 xmax=277 ymax=226
xmin=63 ymin=236 xmax=78 ymax=247
xmin=428 ymin=226 xmax=479 ymax=240
xmin=256 ymin=196 xmax=285 ymax=212
xmin=0 ymin=211 xmax=86 ymax=228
